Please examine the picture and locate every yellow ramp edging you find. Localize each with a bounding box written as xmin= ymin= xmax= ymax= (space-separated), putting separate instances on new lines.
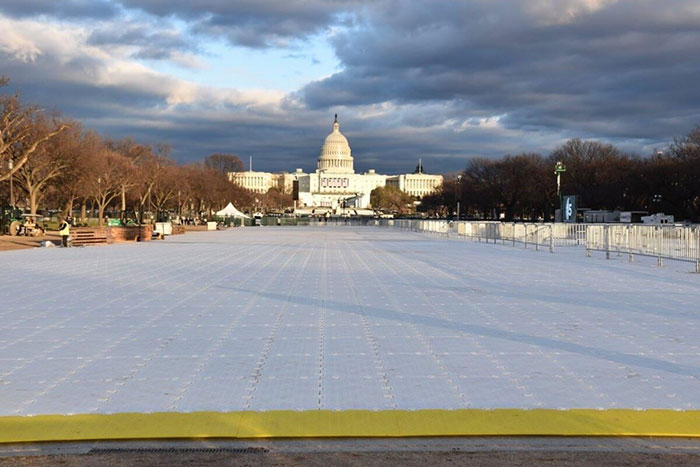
xmin=1 ymin=409 xmax=699 ymax=443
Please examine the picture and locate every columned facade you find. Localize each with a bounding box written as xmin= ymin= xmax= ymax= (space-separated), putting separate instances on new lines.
xmin=229 ymin=116 xmax=443 ymax=211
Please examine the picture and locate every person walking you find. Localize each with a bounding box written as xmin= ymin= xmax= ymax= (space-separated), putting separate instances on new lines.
xmin=58 ymin=218 xmax=70 ymax=247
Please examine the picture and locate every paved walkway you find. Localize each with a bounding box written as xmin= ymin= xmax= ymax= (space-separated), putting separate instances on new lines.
xmin=0 ymin=226 xmax=698 ymax=415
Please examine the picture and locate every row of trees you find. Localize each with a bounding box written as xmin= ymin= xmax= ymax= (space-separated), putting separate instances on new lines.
xmin=1 ymin=78 xmax=290 ymax=225
xmin=421 ymin=130 xmax=700 ymax=222
xmin=4 ymin=75 xmax=698 ymax=223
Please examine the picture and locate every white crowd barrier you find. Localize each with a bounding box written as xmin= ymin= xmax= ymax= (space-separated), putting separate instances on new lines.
xmin=293 ymin=217 xmax=700 ymax=270
xmin=374 ymin=219 xmax=700 ymax=270
xmin=448 ymin=221 xmax=554 ymax=252
xmin=585 ymin=224 xmax=700 ymax=268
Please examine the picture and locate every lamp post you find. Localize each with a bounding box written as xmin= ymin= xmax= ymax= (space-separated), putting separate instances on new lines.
xmin=554 ymin=160 xmax=566 ymax=213
xmin=8 ymin=159 xmax=14 ymax=207
xmin=456 ymin=174 xmax=462 ymax=220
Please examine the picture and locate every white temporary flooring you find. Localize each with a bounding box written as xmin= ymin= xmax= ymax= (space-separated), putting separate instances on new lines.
xmin=0 ymin=226 xmax=698 ymax=415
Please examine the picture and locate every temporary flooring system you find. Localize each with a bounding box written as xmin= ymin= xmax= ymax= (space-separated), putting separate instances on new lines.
xmin=0 ymin=226 xmax=698 ymax=441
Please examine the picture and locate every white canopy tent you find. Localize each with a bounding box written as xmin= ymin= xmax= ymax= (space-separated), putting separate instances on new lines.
xmin=216 ymin=202 xmax=250 ymax=218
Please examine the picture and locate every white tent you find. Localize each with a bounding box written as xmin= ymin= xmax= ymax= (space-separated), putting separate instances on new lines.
xmin=216 ymin=202 xmax=250 ymax=218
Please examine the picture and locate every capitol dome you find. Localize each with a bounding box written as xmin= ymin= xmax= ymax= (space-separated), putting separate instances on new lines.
xmin=318 ymin=114 xmax=354 ymax=173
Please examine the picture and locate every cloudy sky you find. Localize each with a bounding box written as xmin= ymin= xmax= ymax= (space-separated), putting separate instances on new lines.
xmin=1 ymin=0 xmax=699 ymax=174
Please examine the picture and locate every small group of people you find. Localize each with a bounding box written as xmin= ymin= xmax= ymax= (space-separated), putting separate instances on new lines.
xmin=180 ymin=217 xmax=202 ymax=225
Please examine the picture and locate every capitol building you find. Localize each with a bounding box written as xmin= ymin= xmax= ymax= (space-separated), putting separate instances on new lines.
xmin=229 ymin=115 xmax=443 ymax=211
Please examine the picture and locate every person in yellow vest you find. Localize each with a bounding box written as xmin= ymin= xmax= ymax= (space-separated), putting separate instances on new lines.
xmin=58 ymin=218 xmax=70 ymax=247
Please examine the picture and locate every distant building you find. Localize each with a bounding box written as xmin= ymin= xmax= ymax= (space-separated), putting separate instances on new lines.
xmin=229 ymin=115 xmax=443 ymax=210
xmin=583 ymin=210 xmax=648 ymax=223
xmin=386 ymin=173 xmax=443 ymax=198
xmin=229 ymin=171 xmax=295 ymax=194
xmin=642 ymin=213 xmax=674 ymax=225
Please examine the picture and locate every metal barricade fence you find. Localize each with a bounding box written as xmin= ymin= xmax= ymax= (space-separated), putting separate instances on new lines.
xmin=450 ymin=221 xmax=554 ymax=252
xmin=390 ymin=220 xmax=699 ymax=268
xmin=552 ymin=223 xmax=587 ymax=246
xmin=389 ymin=219 xmax=450 ymax=235
xmin=586 ymin=224 xmax=700 ymax=270
xmin=284 ymin=217 xmax=700 ymax=270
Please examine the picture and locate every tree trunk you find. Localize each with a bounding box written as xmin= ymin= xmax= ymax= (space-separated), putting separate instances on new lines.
xmin=29 ymin=190 xmax=38 ymax=215
xmin=81 ymin=202 xmax=87 ymax=224
xmin=120 ymin=187 xmax=127 ymax=223
xmin=63 ymin=197 xmax=74 ymax=219
xmin=138 ymin=201 xmax=144 ymax=225
xmin=98 ymin=204 xmax=105 ymax=227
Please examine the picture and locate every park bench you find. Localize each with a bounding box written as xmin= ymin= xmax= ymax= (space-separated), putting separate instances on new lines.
xmin=70 ymin=227 xmax=109 ymax=246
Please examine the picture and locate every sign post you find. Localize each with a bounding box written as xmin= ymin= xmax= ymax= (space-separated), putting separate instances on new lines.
xmin=562 ymin=195 xmax=577 ymax=223
xmin=292 ymin=179 xmax=299 ymax=214
xmin=554 ymin=161 xmax=566 ymax=211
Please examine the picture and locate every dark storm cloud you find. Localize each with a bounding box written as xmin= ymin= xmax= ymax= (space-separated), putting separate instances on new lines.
xmin=0 ymin=0 xmax=117 ymax=19
xmin=302 ymin=0 xmax=700 ymax=140
xmin=87 ymin=25 xmax=196 ymax=60
xmin=1 ymin=41 xmax=173 ymax=122
xmin=118 ymin=0 xmax=366 ymax=47
xmin=3 ymin=0 xmax=699 ymax=175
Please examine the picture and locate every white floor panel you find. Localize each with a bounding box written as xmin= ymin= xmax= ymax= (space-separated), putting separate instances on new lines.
xmin=0 ymin=226 xmax=698 ymax=415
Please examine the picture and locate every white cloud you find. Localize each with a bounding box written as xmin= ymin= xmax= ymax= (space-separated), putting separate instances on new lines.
xmin=0 ymin=14 xmax=287 ymax=112
xmin=168 ymin=51 xmax=208 ymax=70
xmin=524 ymin=0 xmax=619 ymax=25
xmin=0 ymin=17 xmax=44 ymax=62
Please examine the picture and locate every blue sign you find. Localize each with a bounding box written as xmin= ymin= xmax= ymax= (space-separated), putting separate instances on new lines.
xmin=562 ymin=195 xmax=577 ymax=223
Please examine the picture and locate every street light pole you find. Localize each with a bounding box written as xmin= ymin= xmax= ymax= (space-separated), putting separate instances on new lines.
xmin=456 ymin=174 xmax=462 ymax=220
xmin=8 ymin=159 xmax=14 ymax=207
xmin=554 ymin=161 xmax=566 ymax=216
xmin=293 ymin=175 xmax=298 ymax=215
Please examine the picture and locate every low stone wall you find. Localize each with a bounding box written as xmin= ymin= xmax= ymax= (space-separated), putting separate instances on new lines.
xmin=109 ymin=225 xmax=153 ymax=243
xmin=71 ymin=227 xmax=109 ymax=246
xmin=171 ymin=225 xmax=186 ymax=235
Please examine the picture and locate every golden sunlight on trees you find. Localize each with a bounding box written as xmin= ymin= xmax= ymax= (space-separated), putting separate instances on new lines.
xmin=370 ymin=185 xmax=415 ymax=214
xmin=2 ymin=76 xmax=699 ymax=223
xmin=1 ymin=78 xmax=258 ymax=224
xmin=0 ymin=77 xmax=67 ymax=183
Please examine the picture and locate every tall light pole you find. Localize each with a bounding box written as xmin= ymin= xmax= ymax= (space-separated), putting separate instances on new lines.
xmin=8 ymin=159 xmax=14 ymax=207
xmin=293 ymin=175 xmax=298 ymax=215
xmin=554 ymin=161 xmax=566 ymax=212
xmin=456 ymin=174 xmax=462 ymax=220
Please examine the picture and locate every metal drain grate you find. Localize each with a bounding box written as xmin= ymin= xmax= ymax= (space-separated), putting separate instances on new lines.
xmin=89 ymin=447 xmax=269 ymax=454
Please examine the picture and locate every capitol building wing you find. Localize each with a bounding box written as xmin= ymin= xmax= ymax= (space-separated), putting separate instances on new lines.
xmin=229 ymin=115 xmax=443 ymax=211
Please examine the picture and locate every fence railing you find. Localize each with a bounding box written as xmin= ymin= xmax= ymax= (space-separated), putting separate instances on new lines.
xmin=449 ymin=221 xmax=554 ymax=252
xmin=269 ymin=217 xmax=700 ymax=269
xmin=585 ymin=224 xmax=700 ymax=267
xmin=368 ymin=218 xmax=700 ymax=269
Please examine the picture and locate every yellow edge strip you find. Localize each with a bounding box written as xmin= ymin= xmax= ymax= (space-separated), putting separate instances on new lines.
xmin=2 ymin=409 xmax=699 ymax=443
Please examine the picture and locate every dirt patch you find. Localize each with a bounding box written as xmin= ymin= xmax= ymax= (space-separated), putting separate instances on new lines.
xmin=0 ymin=232 xmax=61 ymax=252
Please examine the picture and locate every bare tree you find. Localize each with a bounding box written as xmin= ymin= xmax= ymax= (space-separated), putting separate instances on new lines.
xmin=549 ymin=138 xmax=628 ymax=210
xmin=173 ymin=165 xmax=197 ymax=218
xmin=55 ymin=129 xmax=103 ymax=218
xmin=13 ymin=117 xmax=72 ymax=214
xmin=85 ymin=149 xmax=132 ymax=226
xmin=204 ymin=153 xmax=245 ymax=175
xmin=130 ymin=149 xmax=173 ymax=223
xmin=107 ymin=138 xmax=153 ymax=214
xmin=0 ymin=79 xmax=67 ymax=181
xmin=150 ymin=165 xmax=180 ymax=221
xmin=261 ymin=187 xmax=292 ymax=212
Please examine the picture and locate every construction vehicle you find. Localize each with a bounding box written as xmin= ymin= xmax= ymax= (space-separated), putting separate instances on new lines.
xmin=1 ymin=206 xmax=45 ymax=236
xmin=1 ymin=204 xmax=22 ymax=235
